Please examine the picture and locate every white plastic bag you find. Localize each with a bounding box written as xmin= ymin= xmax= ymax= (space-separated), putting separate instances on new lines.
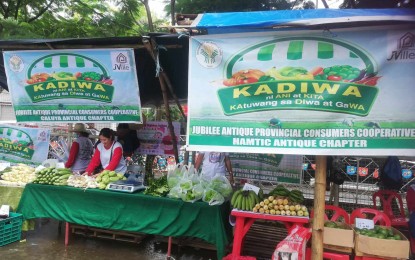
xmin=203 ymin=187 xmax=225 ymax=206
xmin=181 ymin=184 xmax=204 ymax=203
xmin=167 ymin=186 xmax=185 ymax=199
xmin=167 ymin=164 xmax=183 ymax=188
xmin=209 ymin=175 xmax=233 ymax=198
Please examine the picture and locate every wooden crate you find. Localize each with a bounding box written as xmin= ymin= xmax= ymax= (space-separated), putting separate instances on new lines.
xmin=154 ymin=235 xmax=217 ymax=251
xmin=70 ymin=224 xmax=147 ymax=244
xmin=242 ymin=220 xmax=288 ymax=260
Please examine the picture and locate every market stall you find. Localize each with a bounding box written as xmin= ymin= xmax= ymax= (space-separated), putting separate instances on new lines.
xmin=16 ymin=183 xmax=232 ymax=259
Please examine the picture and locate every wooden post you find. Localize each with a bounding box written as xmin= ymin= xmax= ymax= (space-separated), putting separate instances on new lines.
xmin=142 ymin=38 xmax=180 ymax=162
xmin=311 ymin=155 xmax=327 ymax=260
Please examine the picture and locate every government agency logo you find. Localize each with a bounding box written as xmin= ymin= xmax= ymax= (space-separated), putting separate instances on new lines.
xmin=387 ymin=32 xmax=415 ymax=61
xmin=9 ymin=55 xmax=24 ymax=72
xmin=196 ymin=41 xmax=222 ymax=68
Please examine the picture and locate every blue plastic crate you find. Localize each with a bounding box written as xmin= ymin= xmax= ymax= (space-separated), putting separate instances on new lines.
xmin=0 ymin=212 xmax=23 ymax=247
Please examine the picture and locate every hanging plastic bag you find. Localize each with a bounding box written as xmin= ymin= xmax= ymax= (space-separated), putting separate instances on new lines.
xmin=203 ymin=187 xmax=225 ymax=206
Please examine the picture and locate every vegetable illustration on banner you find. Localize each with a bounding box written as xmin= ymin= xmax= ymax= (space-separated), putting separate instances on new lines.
xmin=217 ymin=37 xmax=379 ymax=117
xmin=3 ymin=49 xmax=142 ymax=123
xmin=0 ymin=125 xmax=50 ymax=163
xmin=187 ymin=28 xmax=415 ymax=156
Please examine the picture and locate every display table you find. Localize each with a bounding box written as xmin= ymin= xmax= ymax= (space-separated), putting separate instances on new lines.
xmin=16 ymin=184 xmax=232 ymax=260
xmin=229 ymin=210 xmax=309 ymax=259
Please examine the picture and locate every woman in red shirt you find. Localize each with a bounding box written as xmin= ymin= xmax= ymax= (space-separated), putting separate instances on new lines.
xmin=84 ymin=128 xmax=127 ymax=175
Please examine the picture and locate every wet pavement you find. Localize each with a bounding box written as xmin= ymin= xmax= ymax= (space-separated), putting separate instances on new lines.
xmin=0 ymin=219 xmax=219 ymax=260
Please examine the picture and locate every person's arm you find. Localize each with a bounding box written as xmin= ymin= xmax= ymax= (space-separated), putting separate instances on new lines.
xmin=65 ymin=142 xmax=79 ymax=168
xmin=225 ymin=155 xmax=234 ymax=184
xmin=84 ymin=148 xmax=101 ymax=175
xmin=194 ymin=153 xmax=204 ymax=172
xmin=105 ymin=146 xmax=123 ymax=171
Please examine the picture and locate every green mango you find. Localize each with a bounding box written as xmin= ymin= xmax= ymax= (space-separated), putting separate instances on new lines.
xmin=109 ymin=171 xmax=116 ymax=177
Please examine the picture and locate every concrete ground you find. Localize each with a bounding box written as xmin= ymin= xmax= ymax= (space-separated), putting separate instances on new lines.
xmin=0 ymin=219 xmax=219 ymax=260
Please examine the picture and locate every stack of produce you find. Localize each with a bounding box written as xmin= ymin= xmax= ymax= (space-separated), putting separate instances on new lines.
xmin=253 ymin=195 xmax=309 ymax=216
xmin=231 ymin=189 xmax=261 ymax=211
xmin=355 ymin=225 xmax=402 ymax=240
xmin=143 ymin=175 xmax=169 ymax=196
xmin=32 ymin=167 xmax=72 ymax=186
xmin=0 ymin=163 xmax=36 ymax=186
xmin=95 ymin=170 xmax=126 ymax=190
xmin=269 ymin=185 xmax=305 ymax=204
xmin=67 ymin=175 xmax=98 ymax=189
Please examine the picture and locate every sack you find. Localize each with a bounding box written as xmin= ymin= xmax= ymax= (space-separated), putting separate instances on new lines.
xmin=272 ymin=225 xmax=311 ymax=260
xmin=381 ymin=156 xmax=402 ymax=190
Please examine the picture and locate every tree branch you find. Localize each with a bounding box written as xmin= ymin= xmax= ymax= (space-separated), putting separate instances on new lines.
xmin=14 ymin=0 xmax=22 ymax=19
xmin=27 ymin=0 xmax=55 ymax=23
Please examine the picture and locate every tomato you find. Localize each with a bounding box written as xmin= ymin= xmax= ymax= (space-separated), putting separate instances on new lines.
xmin=102 ymin=79 xmax=113 ymax=85
xmin=84 ymin=77 xmax=92 ymax=81
xmin=26 ymin=79 xmax=36 ymax=84
xmin=74 ymin=72 xmax=82 ymax=78
xmin=309 ymin=67 xmax=324 ymax=76
xmin=236 ymin=77 xmax=258 ymax=84
xmin=223 ymin=78 xmax=238 ymax=86
xmin=327 ymin=75 xmax=342 ymax=81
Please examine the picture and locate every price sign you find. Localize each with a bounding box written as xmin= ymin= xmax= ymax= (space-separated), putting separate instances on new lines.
xmin=355 ymin=218 xmax=374 ymax=230
xmin=56 ymin=162 xmax=65 ymax=169
xmin=242 ymin=183 xmax=260 ymax=195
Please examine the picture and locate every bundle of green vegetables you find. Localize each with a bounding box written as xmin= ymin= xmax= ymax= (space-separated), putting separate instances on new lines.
xmin=143 ymin=175 xmax=170 ymax=197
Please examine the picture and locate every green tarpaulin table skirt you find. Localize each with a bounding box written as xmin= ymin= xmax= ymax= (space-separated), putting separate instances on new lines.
xmin=16 ymin=184 xmax=232 ymax=259
xmin=0 ymin=185 xmax=35 ymax=231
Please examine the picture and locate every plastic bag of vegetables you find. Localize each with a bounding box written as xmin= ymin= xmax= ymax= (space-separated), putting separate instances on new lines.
xmin=167 ymin=186 xmax=185 ymax=199
xmin=167 ymin=163 xmax=187 ymax=188
xmin=208 ymin=175 xmax=233 ymax=198
xmin=203 ymin=188 xmax=225 ymax=206
xmin=181 ymin=184 xmax=204 ymax=203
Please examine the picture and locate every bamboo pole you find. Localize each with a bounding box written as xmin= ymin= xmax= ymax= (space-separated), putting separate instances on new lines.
xmin=311 ymin=155 xmax=327 ymax=260
xmin=142 ymin=38 xmax=180 ymax=162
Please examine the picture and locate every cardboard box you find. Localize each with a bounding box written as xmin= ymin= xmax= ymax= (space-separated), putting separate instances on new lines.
xmin=353 ymin=226 xmax=410 ymax=259
xmin=323 ymin=222 xmax=354 ymax=253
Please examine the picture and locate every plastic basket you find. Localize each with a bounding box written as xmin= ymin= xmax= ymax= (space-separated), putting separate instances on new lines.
xmin=0 ymin=212 xmax=23 ymax=247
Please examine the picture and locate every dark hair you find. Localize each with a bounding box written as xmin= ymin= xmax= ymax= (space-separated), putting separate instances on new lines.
xmin=99 ymin=128 xmax=115 ymax=141
xmin=79 ymin=131 xmax=89 ymax=137
xmin=117 ymin=123 xmax=129 ymax=130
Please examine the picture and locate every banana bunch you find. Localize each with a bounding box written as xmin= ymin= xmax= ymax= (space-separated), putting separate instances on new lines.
xmin=253 ymin=195 xmax=309 ymax=217
xmin=231 ymin=189 xmax=260 ymax=211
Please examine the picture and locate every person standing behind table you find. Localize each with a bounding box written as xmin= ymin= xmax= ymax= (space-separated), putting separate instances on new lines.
xmin=65 ymin=123 xmax=94 ymax=174
xmin=194 ymin=152 xmax=234 ymax=184
xmin=116 ymin=123 xmax=140 ymax=158
xmin=84 ymin=128 xmax=127 ymax=175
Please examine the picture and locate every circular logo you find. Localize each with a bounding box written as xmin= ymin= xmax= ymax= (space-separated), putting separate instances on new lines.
xmin=196 ymin=41 xmax=222 ymax=68
xmin=9 ymin=55 xmax=24 ymax=72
